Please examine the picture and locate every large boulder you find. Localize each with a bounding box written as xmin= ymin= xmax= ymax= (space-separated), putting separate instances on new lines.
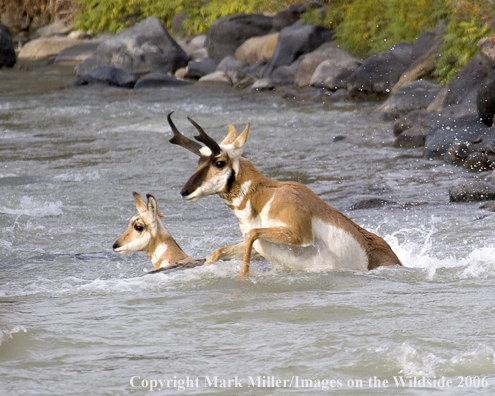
xmin=376 ymin=79 xmax=441 ymax=120
xmin=73 ymin=66 xmax=135 ymax=88
xmin=347 ymin=42 xmax=413 ymax=96
xmin=54 ymin=38 xmax=104 ymax=64
xmin=295 ymin=42 xmax=344 ymax=87
xmin=75 ymin=18 xmax=188 ymax=78
xmin=428 ymin=54 xmax=495 ymax=111
xmin=235 ymin=33 xmax=279 ymax=64
xmin=206 ymin=14 xmax=273 ymax=59
xmin=0 ymin=23 xmax=16 ymax=68
xmin=450 ymin=182 xmax=495 ymax=202
xmin=309 ymin=47 xmax=361 ymax=90
xmin=390 ymin=26 xmax=444 ymax=93
xmin=477 ymin=69 xmax=495 ymax=126
xmin=18 ymin=36 xmax=85 ymax=60
xmin=262 ymin=24 xmax=333 ymax=77
xmin=424 ymin=113 xmax=491 ymax=160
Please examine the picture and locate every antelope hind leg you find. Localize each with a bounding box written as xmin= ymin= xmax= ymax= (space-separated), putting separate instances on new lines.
xmin=206 ymin=242 xmax=246 ymax=264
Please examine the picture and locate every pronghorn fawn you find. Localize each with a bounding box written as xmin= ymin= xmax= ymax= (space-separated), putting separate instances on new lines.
xmin=113 ymin=192 xmax=205 ymax=273
xmin=167 ymin=112 xmax=402 ymax=277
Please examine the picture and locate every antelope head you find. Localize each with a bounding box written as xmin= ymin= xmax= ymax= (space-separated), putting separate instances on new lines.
xmin=167 ymin=112 xmax=249 ymax=202
xmin=113 ymin=192 xmax=161 ymax=254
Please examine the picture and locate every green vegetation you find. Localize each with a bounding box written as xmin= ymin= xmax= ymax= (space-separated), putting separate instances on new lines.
xmin=72 ymin=0 xmax=495 ymax=84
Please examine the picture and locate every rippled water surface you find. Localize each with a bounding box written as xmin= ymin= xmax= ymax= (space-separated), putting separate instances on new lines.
xmin=1 ymin=64 xmax=495 ymax=395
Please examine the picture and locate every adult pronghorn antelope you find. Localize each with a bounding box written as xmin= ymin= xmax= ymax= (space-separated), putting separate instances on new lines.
xmin=167 ymin=112 xmax=402 ymax=276
xmin=113 ymin=192 xmax=205 ymax=273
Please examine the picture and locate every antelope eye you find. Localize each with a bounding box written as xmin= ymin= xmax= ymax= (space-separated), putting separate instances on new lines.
xmin=134 ymin=224 xmax=144 ymax=232
xmin=214 ymin=160 xmax=226 ymax=169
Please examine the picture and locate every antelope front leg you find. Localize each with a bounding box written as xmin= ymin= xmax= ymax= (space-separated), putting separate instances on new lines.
xmin=241 ymin=226 xmax=312 ymax=277
xmin=206 ymin=242 xmax=246 ymax=264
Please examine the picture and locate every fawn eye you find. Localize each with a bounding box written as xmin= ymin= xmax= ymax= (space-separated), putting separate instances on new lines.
xmin=134 ymin=225 xmax=144 ymax=232
xmin=214 ymin=160 xmax=226 ymax=169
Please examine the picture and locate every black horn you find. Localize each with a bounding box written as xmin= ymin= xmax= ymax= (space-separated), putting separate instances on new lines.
xmin=187 ymin=116 xmax=221 ymax=157
xmin=167 ymin=112 xmax=203 ymax=156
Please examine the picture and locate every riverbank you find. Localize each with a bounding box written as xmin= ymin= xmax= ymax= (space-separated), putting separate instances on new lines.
xmin=2 ymin=3 xmax=495 ymax=206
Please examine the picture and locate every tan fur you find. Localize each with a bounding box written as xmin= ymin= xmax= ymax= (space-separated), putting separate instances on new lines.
xmin=171 ymin=118 xmax=402 ymax=277
xmin=113 ymin=192 xmax=195 ymax=269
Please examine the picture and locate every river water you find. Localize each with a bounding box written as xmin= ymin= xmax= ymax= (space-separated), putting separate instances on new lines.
xmin=1 ymin=63 xmax=494 ymax=395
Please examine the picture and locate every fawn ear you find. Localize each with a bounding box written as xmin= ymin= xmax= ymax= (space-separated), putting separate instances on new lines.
xmin=133 ymin=192 xmax=147 ymax=213
xmin=146 ymin=194 xmax=158 ymax=220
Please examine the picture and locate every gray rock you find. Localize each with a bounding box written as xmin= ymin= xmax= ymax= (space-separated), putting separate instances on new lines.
xmin=424 ymin=113 xmax=491 ymax=159
xmin=377 ymin=79 xmax=441 ymax=120
xmin=393 ymin=109 xmax=433 ymax=135
xmin=72 ymin=66 xmax=135 ymax=88
xmin=272 ymin=4 xmax=307 ymax=31
xmin=394 ymin=124 xmax=430 ymax=148
xmin=310 ymin=49 xmax=361 ymax=90
xmin=0 ymin=23 xmax=15 ymax=68
xmin=347 ymin=42 xmax=413 ymax=96
xmin=449 ymin=182 xmax=495 ymax=202
xmin=262 ymin=24 xmax=333 ymax=77
xmin=134 ymin=73 xmax=191 ymax=89
xmin=477 ymin=68 xmax=495 ymax=126
xmin=75 ymin=18 xmax=188 ymax=78
xmin=432 ymin=54 xmax=495 ymax=110
xmin=54 ymin=38 xmax=104 ymax=64
xmin=184 ymin=58 xmax=221 ymax=79
xmin=206 ymin=14 xmax=273 ymax=59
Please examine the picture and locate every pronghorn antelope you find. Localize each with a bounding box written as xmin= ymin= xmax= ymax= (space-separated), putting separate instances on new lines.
xmin=167 ymin=112 xmax=402 ymax=276
xmin=113 ymin=192 xmax=205 ymax=273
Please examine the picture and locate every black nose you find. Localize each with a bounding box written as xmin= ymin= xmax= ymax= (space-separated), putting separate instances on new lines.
xmin=180 ymin=187 xmax=190 ymax=197
xmin=112 ymin=241 xmax=120 ymax=250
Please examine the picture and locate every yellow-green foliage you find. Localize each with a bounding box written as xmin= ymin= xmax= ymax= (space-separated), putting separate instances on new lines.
xmin=329 ymin=0 xmax=449 ymax=55
xmin=74 ymin=0 xmax=289 ymax=35
xmin=434 ymin=0 xmax=495 ymax=84
xmin=74 ymin=0 xmax=495 ymax=85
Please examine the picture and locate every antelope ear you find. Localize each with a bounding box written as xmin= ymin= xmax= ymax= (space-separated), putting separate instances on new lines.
xmin=146 ymin=194 xmax=158 ymax=220
xmin=133 ymin=192 xmax=147 ymax=213
xmin=232 ymin=123 xmax=249 ymax=155
xmin=220 ymin=124 xmax=237 ymax=145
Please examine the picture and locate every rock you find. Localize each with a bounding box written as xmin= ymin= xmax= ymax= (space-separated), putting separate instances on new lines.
xmin=449 ymin=182 xmax=495 ymax=202
xmin=178 ymin=35 xmax=207 ymax=60
xmin=134 ymin=72 xmax=191 ymax=89
xmin=73 ymin=66 xmax=135 ymax=88
xmin=54 ymin=38 xmax=104 ymax=64
xmin=196 ymin=71 xmax=232 ymax=87
xmin=347 ymin=42 xmax=413 ymax=96
xmin=295 ymin=42 xmax=351 ymax=87
xmin=31 ymin=21 xmax=70 ymax=39
xmin=262 ymin=24 xmax=333 ymax=77
xmin=0 ymin=23 xmax=16 ymax=68
xmin=310 ymin=49 xmax=361 ymax=90
xmin=479 ymin=201 xmax=495 ymax=211
xmin=216 ymin=56 xmax=248 ymax=85
xmin=184 ymin=58 xmax=221 ymax=79
xmin=349 ymin=198 xmax=395 ymax=210
xmin=424 ymin=113 xmax=491 ymax=159
xmin=477 ymin=69 xmax=495 ymax=126
xmin=394 ymin=124 xmax=430 ymax=148
xmin=250 ymin=78 xmax=275 ymax=92
xmin=478 ymin=34 xmax=495 ymax=65
xmin=269 ymin=59 xmax=301 ymax=86
xmin=272 ymin=4 xmax=307 ymax=31
xmin=18 ymin=36 xmax=85 ymax=60
xmin=430 ymin=54 xmax=495 ymax=110
xmin=462 ymin=151 xmax=495 ymax=172
xmin=235 ymin=33 xmax=279 ymax=64
xmin=391 ymin=26 xmax=444 ymax=93
xmin=393 ymin=109 xmax=433 ymax=135
xmin=75 ymin=18 xmax=188 ymax=78
xmin=376 ymin=80 xmax=441 ymax=120
xmin=206 ymin=14 xmax=273 ymax=59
